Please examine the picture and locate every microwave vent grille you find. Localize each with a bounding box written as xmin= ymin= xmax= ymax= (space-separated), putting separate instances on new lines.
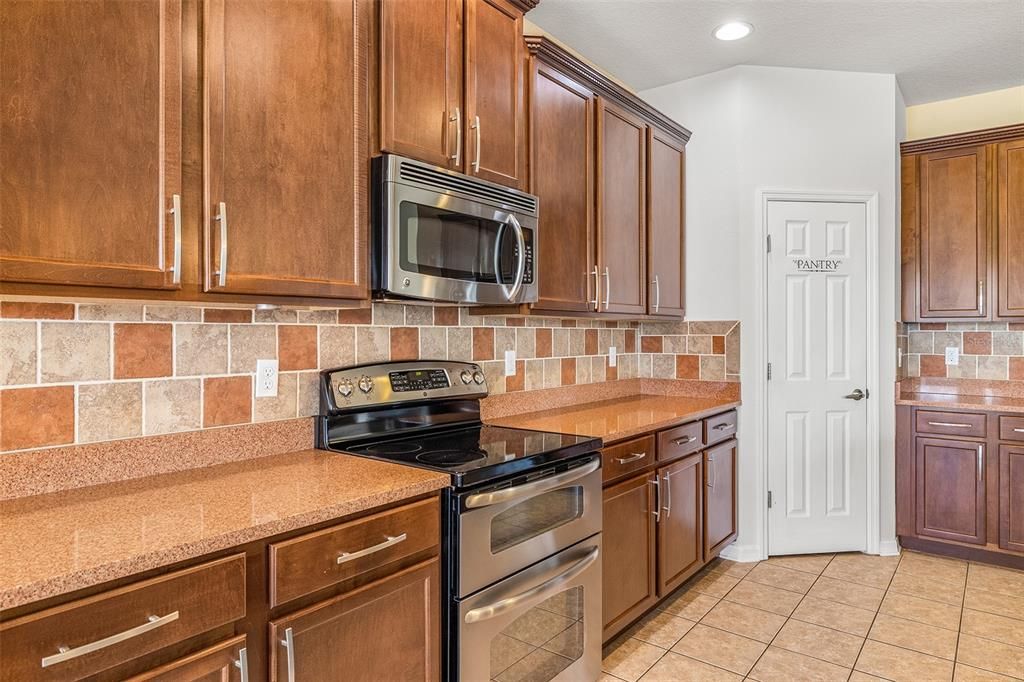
xmin=398 ymin=162 xmax=537 ymax=214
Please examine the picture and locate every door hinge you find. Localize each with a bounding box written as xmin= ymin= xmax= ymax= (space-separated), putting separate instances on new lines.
xmin=768 ymin=490 xmax=773 ymax=508
xmin=766 ymin=235 xmax=772 ymax=253
xmin=767 ymin=362 xmax=772 ymax=380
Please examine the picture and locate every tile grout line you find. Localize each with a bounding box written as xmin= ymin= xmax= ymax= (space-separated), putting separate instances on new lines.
xmin=847 ymin=551 xmax=904 ymax=682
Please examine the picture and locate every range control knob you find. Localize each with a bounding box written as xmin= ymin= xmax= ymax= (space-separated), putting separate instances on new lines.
xmin=357 ymin=376 xmax=374 ymax=394
xmin=337 ymin=379 xmax=353 ymax=398
xmin=460 ymin=370 xmax=473 ymax=385
xmin=472 ymin=371 xmax=485 ymax=385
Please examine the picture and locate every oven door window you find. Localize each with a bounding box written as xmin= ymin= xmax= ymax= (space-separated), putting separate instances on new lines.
xmin=490 ymin=586 xmax=585 ymax=679
xmin=490 ymin=486 xmax=585 ymax=554
xmin=398 ymin=202 xmax=518 ymax=284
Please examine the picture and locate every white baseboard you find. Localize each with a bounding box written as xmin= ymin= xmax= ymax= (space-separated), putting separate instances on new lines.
xmin=719 ymin=543 xmax=763 ymax=563
xmin=878 ymin=538 xmax=901 ymax=556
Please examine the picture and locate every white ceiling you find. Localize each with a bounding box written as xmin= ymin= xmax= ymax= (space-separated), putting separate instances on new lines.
xmin=527 ymin=0 xmax=1024 ymax=104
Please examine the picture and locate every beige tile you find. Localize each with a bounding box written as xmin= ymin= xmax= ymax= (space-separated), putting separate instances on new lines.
xmin=725 ymin=579 xmax=803 ymax=616
xmin=602 ymin=637 xmax=665 ymax=682
xmin=175 ymin=323 xmax=228 ymax=376
xmin=967 ymin=564 xmax=1024 ymax=598
xmin=78 ymin=382 xmax=143 ymax=442
xmin=807 ymin=576 xmax=885 ymax=611
xmin=658 ymin=590 xmax=719 ymax=621
xmin=849 ymin=672 xmax=889 ymax=681
xmin=791 ymin=595 xmax=877 ymax=637
xmin=319 ymin=326 xmax=355 ymax=368
xmin=956 ymin=634 xmax=1024 ymax=678
xmin=41 ymin=322 xmax=110 ymax=381
xmin=419 ymin=327 xmax=447 ymax=360
xmin=889 ymin=570 xmax=965 ymax=606
xmin=78 ymin=303 xmax=143 ymax=321
xmin=687 ymin=568 xmax=740 ymax=597
xmin=822 ymin=553 xmax=898 ymax=589
xmin=962 ymin=609 xmax=1024 ymax=648
xmin=296 ymin=309 xmax=338 ymax=324
xmin=356 ymin=326 xmax=390 ymax=364
xmin=699 ymin=600 xmax=786 ymax=643
xmin=638 ymin=652 xmax=743 ymax=681
xmin=496 ymin=648 xmax=572 ymax=682
xmin=624 ymin=610 xmax=695 ymax=649
xmin=254 ymin=372 xmax=297 ymax=422
xmin=705 ymin=558 xmax=756 ymax=579
xmin=772 ymin=619 xmax=864 ymax=668
xmin=745 ymin=562 xmax=818 ymax=594
xmin=447 ymin=327 xmax=472 ymax=361
xmin=954 ymin=663 xmax=1020 ymax=681
xmin=748 ymin=646 xmax=851 ymax=682
xmin=879 ymin=591 xmax=962 ymax=631
xmin=254 ymin=308 xmax=297 ymax=323
xmin=297 ymin=371 xmax=319 ymax=418
xmin=144 ymin=379 xmax=200 ymax=435
xmin=699 ymin=355 xmax=726 ymax=381
xmin=372 ymin=303 xmax=404 ymax=326
xmin=403 ymin=305 xmax=433 ymax=326
xmin=898 ymin=551 xmax=968 ymax=586
xmin=145 ymin=305 xmax=201 ymax=322
xmin=670 ymin=624 xmax=766 ymax=675
xmin=765 ymin=554 xmax=834 ymax=575
xmin=855 ymin=639 xmax=955 ymax=682
xmin=229 ymin=325 xmax=276 ymax=374
xmin=965 ymin=587 xmax=1024 ymax=621
xmin=0 ymin=321 xmax=36 ymax=385
xmin=868 ymin=613 xmax=958 ymax=660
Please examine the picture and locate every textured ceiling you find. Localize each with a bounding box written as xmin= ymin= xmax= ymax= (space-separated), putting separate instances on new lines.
xmin=527 ymin=0 xmax=1024 ymax=104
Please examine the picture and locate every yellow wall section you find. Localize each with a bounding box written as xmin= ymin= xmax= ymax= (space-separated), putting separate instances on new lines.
xmin=906 ymin=86 xmax=1024 ymax=139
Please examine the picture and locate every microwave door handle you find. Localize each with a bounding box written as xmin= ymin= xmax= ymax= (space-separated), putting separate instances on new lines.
xmin=505 ymin=214 xmax=527 ymax=301
xmin=493 ymin=219 xmax=508 ymax=296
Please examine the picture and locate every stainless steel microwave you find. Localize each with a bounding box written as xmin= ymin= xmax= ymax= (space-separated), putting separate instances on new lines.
xmin=372 ymin=154 xmax=539 ymax=305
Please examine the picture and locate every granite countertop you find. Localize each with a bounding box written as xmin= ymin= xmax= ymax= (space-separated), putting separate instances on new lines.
xmin=489 ymin=394 xmax=741 ymax=444
xmin=0 ymin=449 xmax=448 ymax=611
xmin=897 ymin=391 xmax=1024 ymax=414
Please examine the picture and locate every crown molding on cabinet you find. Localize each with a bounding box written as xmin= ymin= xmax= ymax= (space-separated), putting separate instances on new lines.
xmin=509 ymin=0 xmax=540 ymax=12
xmin=901 ymin=122 xmax=1024 ymax=155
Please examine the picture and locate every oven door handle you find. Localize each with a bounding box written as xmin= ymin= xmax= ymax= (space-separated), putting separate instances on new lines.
xmin=464 ymin=458 xmax=600 ymax=509
xmin=463 ymin=546 xmax=599 ymax=624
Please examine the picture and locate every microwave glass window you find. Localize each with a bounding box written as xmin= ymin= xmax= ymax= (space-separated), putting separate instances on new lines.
xmin=398 ymin=202 xmax=518 ymax=283
xmin=489 ymin=586 xmax=586 ymax=679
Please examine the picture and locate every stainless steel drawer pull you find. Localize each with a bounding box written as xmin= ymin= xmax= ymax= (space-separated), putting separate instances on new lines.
xmin=280 ymin=627 xmax=296 ymax=682
xmin=672 ymin=435 xmax=696 ymax=445
xmin=614 ymin=452 xmax=647 ymax=465
xmin=927 ymin=421 xmax=972 ymax=428
xmin=713 ymin=423 xmax=733 ymax=431
xmin=336 ymin=533 xmax=407 ymax=564
xmin=663 ymin=471 xmax=672 ymax=518
xmin=169 ymin=193 xmax=182 ymax=284
xmin=40 ymin=611 xmax=179 ymax=667
xmin=707 ymin=455 xmax=716 ymax=489
xmin=1014 ymin=428 xmax=1024 ymax=433
xmin=235 ymin=647 xmax=249 ymax=682
xmin=977 ymin=445 xmax=984 ymax=482
xmin=214 ymin=201 xmax=228 ymax=287
xmin=650 ymin=475 xmax=661 ymax=522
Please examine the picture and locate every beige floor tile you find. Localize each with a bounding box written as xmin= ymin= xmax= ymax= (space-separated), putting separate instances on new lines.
xmin=956 ymin=634 xmax=1024 ymax=679
xmin=771 ymin=619 xmax=864 ymax=668
xmin=791 ymin=595 xmax=878 ymax=637
xmin=855 ymin=639 xmax=955 ymax=682
xmin=807 ymin=576 xmax=886 ymax=611
xmin=706 ymin=558 xmax=757 ymax=579
xmin=638 ymin=652 xmax=743 ymax=681
xmin=899 ymin=551 xmax=968 ymax=586
xmin=879 ymin=591 xmax=962 ymax=631
xmin=745 ymin=562 xmax=818 ymax=594
xmin=954 ymin=663 xmax=1020 ymax=681
xmin=823 ymin=553 xmax=898 ymax=589
xmin=961 ymin=608 xmax=1024 ymax=648
xmin=849 ymin=672 xmax=889 ymax=681
xmin=687 ymin=567 xmax=741 ymax=598
xmin=868 ymin=612 xmax=959 ymax=660
xmin=601 ymin=637 xmax=666 ymax=682
xmin=965 ymin=588 xmax=1024 ymax=621
xmin=625 ymin=610 xmax=696 ymax=649
xmin=599 ymin=674 xmax=628 ymax=682
xmin=765 ymin=553 xmax=835 ymax=575
xmin=699 ymin=600 xmax=787 ymax=643
xmin=724 ymin=579 xmax=803 ymax=616
xmin=658 ymin=590 xmax=719 ymax=621
xmin=967 ymin=563 xmax=1024 ymax=598
xmin=888 ymin=570 xmax=965 ymax=606
xmin=748 ymin=646 xmax=851 ymax=682
xmin=670 ymin=624 xmax=766 ymax=675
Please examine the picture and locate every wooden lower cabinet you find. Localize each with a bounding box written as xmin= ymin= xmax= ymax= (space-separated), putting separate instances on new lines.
xmin=657 ymin=455 xmax=703 ymax=595
xmin=1000 ymin=444 xmax=1024 ymax=553
xmin=601 ymin=474 xmax=657 ymax=640
xmin=703 ymin=439 xmax=738 ymax=558
xmin=269 ymin=559 xmax=439 ymax=682
xmin=127 ymin=635 xmax=247 ymax=681
xmin=915 ymin=437 xmax=986 ymax=545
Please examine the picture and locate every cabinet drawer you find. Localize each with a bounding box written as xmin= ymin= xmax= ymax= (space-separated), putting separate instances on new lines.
xmin=915 ymin=410 xmax=986 ymax=438
xmin=999 ymin=415 xmax=1024 ymax=442
xmin=269 ymin=497 xmax=439 ymax=607
xmin=0 ymin=554 xmax=245 ymax=682
xmin=602 ymin=436 xmax=655 ymax=482
xmin=657 ymin=422 xmax=703 ymax=462
xmin=704 ymin=410 xmax=738 ymax=446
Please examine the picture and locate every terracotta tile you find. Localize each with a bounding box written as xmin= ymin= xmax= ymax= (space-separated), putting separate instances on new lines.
xmin=953 ymin=664 xmax=1018 ymax=681
xmin=143 ymin=379 xmax=201 ymax=435
xmin=967 ymin=563 xmax=1024 ymax=598
xmin=675 ymin=355 xmax=700 ymax=380
xmin=254 ymin=372 xmax=298 ymax=422
xmin=791 ymin=595 xmax=877 ymax=637
xmin=0 ymin=321 xmax=37 ymax=385
xmin=505 ymin=316 xmax=525 ymax=327
xmin=114 ymin=324 xmax=171 ymax=379
xmin=855 ymin=639 xmax=954 ymax=682
xmin=658 ymin=590 xmax=719 ymax=621
xmin=535 ymin=328 xmax=552 ymax=358
xmin=203 ymin=308 xmax=252 ymax=323
xmin=964 ymin=332 xmax=993 ymax=355
xmin=1010 ymin=357 xmax=1024 ymax=381
xmin=0 ymin=301 xmax=74 ymax=319
xmin=961 ymin=609 xmax=1024 ymax=648
xmin=624 ymin=610 xmax=695 ymax=649
xmin=78 ymin=383 xmax=142 ymax=443
xmin=745 ymin=562 xmax=818 ymax=594
xmin=639 ymin=652 xmax=743 ymax=681
xmin=560 ymin=358 xmax=576 ymax=386
xmin=505 ymin=360 xmax=525 ymax=392
xmin=560 ymin=319 xmax=577 ymax=328
xmin=601 ymin=637 xmax=664 ymax=681
xmin=229 ymin=325 xmax=276 ymax=373
xmin=772 ymin=619 xmax=863 ymax=668
xmin=765 ymin=554 xmax=834 ymax=575
xmin=41 ymin=322 xmax=111 ymax=382
xmin=277 ymin=325 xmax=318 ymax=370
xmin=1010 ymin=323 xmax=1024 ymax=331
xmin=641 ymin=335 xmax=663 ymax=353
xmin=175 ymin=324 xmax=228 ymax=376
xmin=749 ymin=646 xmax=851 ymax=682
xmin=888 ymin=571 xmax=964 ymax=606
xmin=920 ymin=322 xmax=947 ymax=330
xmin=387 ymin=327 xmax=419 ymax=362
xmin=965 ymin=587 xmax=1024 ymax=620
xmin=670 ymin=623 xmax=766 ymax=675
xmin=725 ymin=580 xmax=803 ymax=616
xmin=0 ymin=386 xmax=74 ymax=450
xmin=920 ymin=354 xmax=948 ymax=377
xmin=203 ymin=376 xmax=252 ymax=427
xmin=956 ymin=634 xmax=1024 ymax=678
xmin=606 ymin=358 xmax=618 ymax=381
xmin=337 ymin=307 xmax=372 ymax=325
xmin=868 ymin=613 xmax=958 ymax=660
xmin=319 ymin=326 xmax=355 ymax=368
xmin=699 ymin=600 xmax=786 ymax=643
xmin=879 ymin=591 xmax=962 ymax=631
xmin=355 ymin=327 xmax=390 ymax=364
xmin=712 ymin=335 xmax=726 ymax=354
xmin=471 ymin=327 xmax=494 ymax=361
xmin=585 ymin=329 xmax=598 ymax=355
xmin=808 ymin=576 xmax=886 ymax=611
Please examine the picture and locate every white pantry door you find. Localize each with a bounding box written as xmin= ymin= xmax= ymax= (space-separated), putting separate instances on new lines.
xmin=767 ymin=200 xmax=869 ymax=555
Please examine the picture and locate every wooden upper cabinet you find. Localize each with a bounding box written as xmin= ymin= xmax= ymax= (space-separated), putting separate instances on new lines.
xmin=0 ymin=0 xmax=182 ymax=290
xmin=997 ymin=139 xmax=1024 ymax=319
xmin=646 ymin=127 xmax=686 ymax=318
xmin=528 ymin=59 xmax=596 ymax=313
xmin=379 ymin=0 xmax=463 ymax=168
xmin=203 ymin=0 xmax=368 ymax=299
xmin=597 ymin=98 xmax=647 ymax=315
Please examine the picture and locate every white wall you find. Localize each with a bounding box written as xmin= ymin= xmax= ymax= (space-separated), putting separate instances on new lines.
xmin=642 ymin=65 xmax=905 ymax=559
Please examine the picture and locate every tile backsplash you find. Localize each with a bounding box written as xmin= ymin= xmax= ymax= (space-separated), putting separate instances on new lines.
xmin=900 ymin=321 xmax=1024 ymax=380
xmin=0 ymin=300 xmax=739 ymax=453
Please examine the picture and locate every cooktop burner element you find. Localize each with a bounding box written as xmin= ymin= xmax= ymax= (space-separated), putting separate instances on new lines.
xmin=365 ymin=442 xmax=423 ymax=455
xmin=415 ymin=449 xmax=487 ymax=465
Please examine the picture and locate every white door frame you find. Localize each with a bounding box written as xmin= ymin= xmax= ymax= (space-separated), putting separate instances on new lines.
xmin=755 ymin=189 xmax=881 ymax=558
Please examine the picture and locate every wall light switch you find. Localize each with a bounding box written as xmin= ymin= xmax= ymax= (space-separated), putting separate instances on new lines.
xmin=945 ymin=347 xmax=959 ymax=366
xmin=609 ymin=346 xmax=617 ymax=367
xmin=255 ymin=359 xmax=279 ymax=397
xmin=504 ymin=350 xmax=516 ymax=376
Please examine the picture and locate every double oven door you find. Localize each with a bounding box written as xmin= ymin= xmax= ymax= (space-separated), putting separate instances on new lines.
xmin=449 ymin=455 xmax=603 ymax=681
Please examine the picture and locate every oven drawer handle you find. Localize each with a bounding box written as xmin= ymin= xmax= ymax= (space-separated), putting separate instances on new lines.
xmin=614 ymin=451 xmax=647 ymax=465
xmin=41 ymin=611 xmax=179 ymax=668
xmin=336 ymin=533 xmax=407 ymax=564
xmin=927 ymin=421 xmax=972 ymax=428
xmin=463 ymin=546 xmax=599 ymax=624
xmin=464 ymin=459 xmax=600 ymax=509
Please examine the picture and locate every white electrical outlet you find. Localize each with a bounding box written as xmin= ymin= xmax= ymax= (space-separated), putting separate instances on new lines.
xmin=945 ymin=346 xmax=960 ymax=366
xmin=609 ymin=346 xmax=617 ymax=367
xmin=255 ymin=359 xmax=279 ymax=397
xmin=504 ymin=350 xmax=516 ymax=376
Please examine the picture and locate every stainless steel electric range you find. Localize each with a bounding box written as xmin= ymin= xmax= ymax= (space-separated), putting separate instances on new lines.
xmin=316 ymin=360 xmax=603 ymax=682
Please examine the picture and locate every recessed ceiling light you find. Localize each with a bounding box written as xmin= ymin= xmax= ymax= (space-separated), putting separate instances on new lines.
xmin=713 ymin=21 xmax=754 ymax=41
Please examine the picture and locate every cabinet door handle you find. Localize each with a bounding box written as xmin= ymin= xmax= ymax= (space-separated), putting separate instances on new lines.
xmin=650 ymin=475 xmax=661 ymax=522
xmin=41 ymin=611 xmax=179 ymax=668
xmin=234 ymin=647 xmax=249 ymax=682
xmin=450 ymin=107 xmax=462 ymax=167
xmin=590 ymin=266 xmax=600 ymax=311
xmin=663 ymin=471 xmax=672 ymax=518
xmin=336 ymin=533 xmax=407 ymax=564
xmin=1015 ymin=428 xmax=1024 ymax=433
xmin=614 ymin=451 xmax=647 ymax=465
xmin=471 ymin=115 xmax=481 ymax=173
xmin=713 ymin=423 xmax=733 ymax=431
xmin=214 ymin=201 xmax=228 ymax=287
xmin=169 ymin=194 xmax=182 ymax=284
xmin=280 ymin=627 xmax=296 ymax=682
xmin=651 ymin=274 xmax=660 ymax=313
xmin=603 ymin=267 xmax=611 ymax=310
xmin=979 ymin=280 xmax=985 ymax=314
xmin=672 ymin=435 xmax=696 ymax=445
xmin=927 ymin=421 xmax=972 ymax=428
xmin=707 ymin=455 xmax=716 ymax=489
xmin=977 ymin=445 xmax=984 ymax=482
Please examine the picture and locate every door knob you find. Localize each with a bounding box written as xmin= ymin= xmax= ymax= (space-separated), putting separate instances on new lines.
xmin=844 ymin=389 xmax=866 ymax=401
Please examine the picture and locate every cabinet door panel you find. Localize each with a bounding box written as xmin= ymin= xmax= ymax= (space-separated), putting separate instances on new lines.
xmin=703 ymin=439 xmax=737 ymax=559
xmin=647 ymin=128 xmax=685 ymax=318
xmin=1 ymin=0 xmax=181 ymax=290
xmin=204 ymin=0 xmax=368 ymax=298
xmin=658 ymin=455 xmax=702 ymax=595
xmin=464 ymin=0 xmax=526 ymax=188
xmin=918 ymin=146 xmax=988 ymax=318
xmin=997 ymin=139 xmax=1024 ymax=319
xmin=379 ymin=0 xmax=462 ymax=168
xmin=999 ymin=444 xmax=1024 ymax=553
xmin=915 ymin=437 xmax=986 ymax=545
xmin=602 ymin=474 xmax=657 ymax=641
xmin=597 ymin=99 xmax=646 ymax=315
xmin=529 ymin=61 xmax=595 ymax=312
xmin=127 ymin=636 xmax=245 ymax=681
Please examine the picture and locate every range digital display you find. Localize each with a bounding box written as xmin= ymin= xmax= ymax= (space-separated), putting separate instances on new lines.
xmin=388 ymin=369 xmax=450 ymax=392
